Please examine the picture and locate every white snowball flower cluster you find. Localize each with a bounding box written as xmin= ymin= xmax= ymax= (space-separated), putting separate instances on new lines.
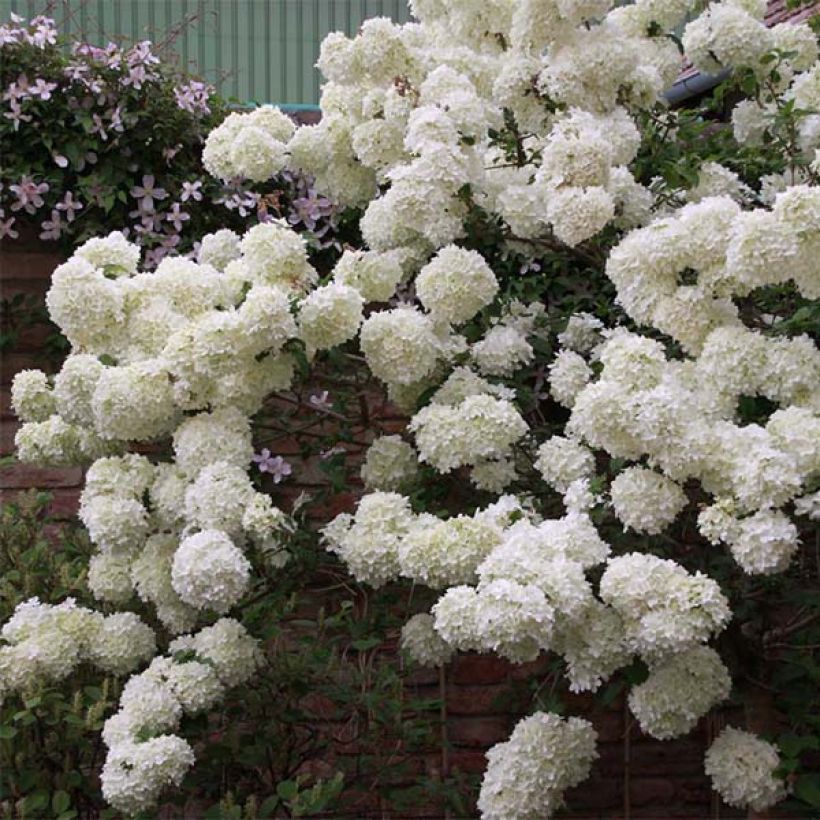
xmin=360 ymin=435 xmax=419 ymax=491
xmin=554 ymin=602 xmax=630 ymax=693
xmin=435 ymin=580 xmax=556 ymax=664
xmin=172 ymin=406 xmax=253 ymax=479
xmin=471 ymin=323 xmax=534 ymax=378
xmin=606 ymin=190 xmax=820 ymax=353
xmin=600 ymin=553 xmax=730 ymax=660
xmin=609 ymin=467 xmax=688 ymax=534
xmin=535 ymin=436 xmax=595 ymax=493
xmin=332 ymin=247 xmax=405 ymax=302
xmin=14 ymin=220 xmax=315 ymax=640
xmin=564 ymin=322 xmax=818 ymax=573
xmin=478 ymin=712 xmax=598 ymax=820
xmin=723 ymin=508 xmax=801 ymax=575
xmin=398 ymin=513 xmax=503 ymax=588
xmin=558 ymin=312 xmax=604 ymax=354
xmin=705 ymin=727 xmax=787 ymax=811
xmin=298 ymin=281 xmax=364 ymax=354
xmin=10 ymin=369 xmax=55 ymax=422
xmin=238 ymin=221 xmax=318 ymax=295
xmin=360 ymin=307 xmax=441 ymax=386
xmin=184 ymin=462 xmax=255 ymax=536
xmin=322 ymin=492 xmax=415 ymax=587
xmin=426 ymin=512 xmax=612 ymax=668
xmin=410 ymin=394 xmax=529 ymax=473
xmin=415 ymin=245 xmax=499 ymax=325
xmin=0 ymin=598 xmax=155 ymax=701
xmin=197 ymin=228 xmax=241 ymax=271
xmin=75 ymin=230 xmax=140 ymax=277
xmin=628 ymin=646 xmax=731 ymax=739
xmin=548 ymin=350 xmax=593 ymax=408
xmin=100 ymin=618 xmax=259 ymax=815
xmin=79 ymin=454 xmax=152 ymax=555
xmin=203 ymin=105 xmax=295 ymax=181
xmin=400 ymin=613 xmax=454 ymax=668
xmin=171 ymin=530 xmax=251 ymax=613
xmin=131 ymin=535 xmax=198 ymax=636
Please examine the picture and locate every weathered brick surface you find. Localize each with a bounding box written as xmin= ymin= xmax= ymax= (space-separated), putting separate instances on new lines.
xmin=0 ymin=240 xmax=82 ymax=507
xmin=451 ymin=654 xmax=510 ymax=686
xmin=0 ymin=463 xmax=83 ymax=489
xmin=449 ymin=715 xmax=514 ymax=748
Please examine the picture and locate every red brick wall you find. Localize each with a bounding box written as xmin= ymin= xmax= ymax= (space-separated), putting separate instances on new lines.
xmin=0 ymin=238 xmax=749 ymax=819
xmin=0 ymin=236 xmax=83 ymax=518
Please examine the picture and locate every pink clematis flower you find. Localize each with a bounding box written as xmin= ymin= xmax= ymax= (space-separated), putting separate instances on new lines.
xmin=130 ymin=174 xmax=168 ymax=211
xmin=10 ymin=176 xmax=49 ymax=214
xmin=166 ymin=202 xmax=190 ymax=232
xmin=56 ymin=191 xmax=83 ymax=222
xmin=252 ymin=449 xmax=293 ymax=483
xmin=39 ymin=209 xmax=63 ymax=240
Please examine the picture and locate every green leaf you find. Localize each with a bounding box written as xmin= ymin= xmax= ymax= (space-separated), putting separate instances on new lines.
xmin=0 ymin=725 xmax=17 ymax=739
xmin=24 ymin=792 xmax=49 ymax=812
xmin=778 ymin=733 xmax=819 ymax=759
xmin=258 ymin=795 xmax=280 ymax=817
xmin=351 ymin=637 xmax=381 ymax=651
xmin=795 ymin=773 xmax=820 ymax=808
xmin=276 ymin=779 xmax=299 ymax=801
xmin=52 ymin=790 xmax=71 ymax=814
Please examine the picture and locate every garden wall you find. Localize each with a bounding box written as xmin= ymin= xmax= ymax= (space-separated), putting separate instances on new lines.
xmin=0 ymin=238 xmax=750 ymax=819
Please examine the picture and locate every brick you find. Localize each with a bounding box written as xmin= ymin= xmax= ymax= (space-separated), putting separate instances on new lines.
xmin=45 ymin=487 xmax=81 ymax=519
xmin=332 ymin=789 xmax=382 ymax=814
xmin=13 ymin=322 xmax=60 ymax=353
xmin=596 ymin=740 xmax=707 ymax=779
xmin=593 ymin=711 xmax=627 ymax=742
xmin=564 ymin=690 xmax=597 ymax=713
xmin=629 ymin=777 xmax=676 ymax=807
xmin=446 ymin=684 xmax=512 ymax=716
xmin=0 ymin=463 xmax=82 ymax=489
xmin=675 ymin=776 xmax=712 ymax=804
xmin=446 ymin=749 xmax=487 ymax=774
xmin=564 ymin=775 xmax=622 ymax=810
xmin=448 ymin=716 xmax=510 ymax=747
xmin=630 ymin=741 xmax=704 ymax=776
xmin=508 ymin=655 xmax=551 ymax=680
xmin=451 ymin=654 xmax=510 ymax=685
xmin=1 ymin=419 xmax=18 ymax=454
xmin=404 ymin=666 xmax=440 ymax=686
xmin=1 ymin=352 xmax=43 ymax=382
xmin=0 ymin=276 xmax=51 ymax=298
xmin=316 ymin=490 xmax=358 ymax=519
xmin=0 ymin=249 xmax=63 ymax=280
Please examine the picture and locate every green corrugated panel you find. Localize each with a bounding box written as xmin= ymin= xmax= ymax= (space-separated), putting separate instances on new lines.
xmin=0 ymin=0 xmax=412 ymax=105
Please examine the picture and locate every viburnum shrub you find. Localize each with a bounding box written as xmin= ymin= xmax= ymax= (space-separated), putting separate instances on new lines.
xmin=5 ymin=0 xmax=820 ymax=816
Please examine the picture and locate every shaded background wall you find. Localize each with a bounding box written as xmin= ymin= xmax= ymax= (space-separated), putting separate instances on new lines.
xmin=0 ymin=0 xmax=412 ymax=105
